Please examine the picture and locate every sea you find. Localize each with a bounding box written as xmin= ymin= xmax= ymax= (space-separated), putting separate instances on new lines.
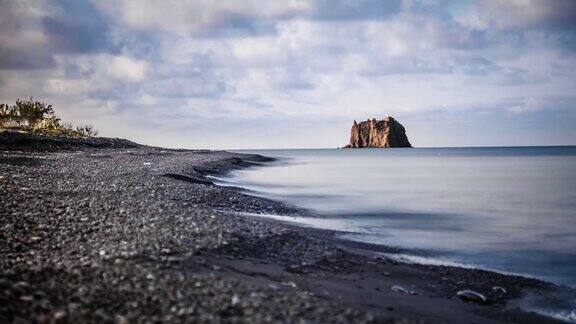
xmin=217 ymin=147 xmax=576 ymax=290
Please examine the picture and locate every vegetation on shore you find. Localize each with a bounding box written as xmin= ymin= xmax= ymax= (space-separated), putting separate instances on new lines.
xmin=0 ymin=98 xmax=97 ymax=137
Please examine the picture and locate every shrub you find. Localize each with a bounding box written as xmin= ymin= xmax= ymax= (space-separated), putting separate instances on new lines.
xmin=61 ymin=122 xmax=75 ymax=131
xmin=75 ymin=124 xmax=98 ymax=137
xmin=33 ymin=116 xmax=62 ymax=134
xmin=57 ymin=122 xmax=78 ymax=137
xmin=1 ymin=98 xmax=99 ymax=138
xmin=0 ymin=103 xmax=17 ymax=118
xmin=1 ymin=104 xmax=20 ymax=127
xmin=14 ymin=97 xmax=55 ymax=126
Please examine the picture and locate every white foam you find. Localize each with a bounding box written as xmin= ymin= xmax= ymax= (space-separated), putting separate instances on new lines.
xmin=530 ymin=308 xmax=576 ymax=323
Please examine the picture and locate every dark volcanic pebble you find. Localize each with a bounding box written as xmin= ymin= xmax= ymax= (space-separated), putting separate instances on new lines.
xmin=457 ymin=290 xmax=487 ymax=304
xmin=0 ymin=132 xmax=571 ymax=323
xmin=0 ymin=134 xmax=376 ymax=323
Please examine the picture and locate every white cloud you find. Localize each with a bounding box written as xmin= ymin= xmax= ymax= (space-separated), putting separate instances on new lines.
xmin=39 ymin=54 xmax=147 ymax=96
xmin=45 ymin=79 xmax=92 ymax=95
xmin=105 ymin=55 xmax=149 ymax=82
xmin=470 ymin=0 xmax=576 ymax=30
xmin=114 ymin=0 xmax=312 ymax=35
xmin=144 ymin=77 xmax=224 ymax=98
xmin=1 ymin=0 xmax=575 ymax=148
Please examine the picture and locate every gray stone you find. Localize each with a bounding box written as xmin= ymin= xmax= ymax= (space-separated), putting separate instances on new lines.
xmin=457 ymin=290 xmax=486 ymax=303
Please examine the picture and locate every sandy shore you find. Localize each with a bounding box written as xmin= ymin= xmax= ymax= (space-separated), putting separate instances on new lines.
xmin=0 ymin=132 xmax=571 ymax=323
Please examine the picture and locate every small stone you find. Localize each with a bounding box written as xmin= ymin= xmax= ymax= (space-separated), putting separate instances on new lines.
xmin=54 ymin=310 xmax=66 ymax=320
xmin=20 ymin=295 xmax=34 ymax=302
xmin=282 ymin=282 xmax=297 ymax=288
xmin=231 ymin=295 xmax=240 ymax=306
xmin=492 ymin=286 xmax=507 ymax=294
xmin=457 ymin=290 xmax=487 ymax=303
xmin=99 ymin=250 xmax=106 ymax=256
xmin=177 ymin=307 xmax=195 ymax=316
xmin=391 ymin=285 xmax=409 ymax=294
xmin=115 ymin=315 xmax=128 ymax=324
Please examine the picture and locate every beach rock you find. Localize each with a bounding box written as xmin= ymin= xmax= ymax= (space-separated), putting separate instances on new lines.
xmin=391 ymin=285 xmax=409 ymax=294
xmin=457 ymin=290 xmax=487 ymax=303
xmin=344 ymin=116 xmax=411 ymax=148
xmin=492 ymin=286 xmax=507 ymax=294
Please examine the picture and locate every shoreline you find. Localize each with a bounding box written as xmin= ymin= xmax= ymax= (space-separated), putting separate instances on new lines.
xmin=220 ymin=211 xmax=575 ymax=323
xmin=235 ymin=210 xmax=568 ymax=287
xmin=1 ymin=132 xmax=573 ymax=323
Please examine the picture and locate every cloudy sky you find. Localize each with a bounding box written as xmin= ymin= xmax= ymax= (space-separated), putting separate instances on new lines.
xmin=1 ymin=0 xmax=575 ymax=148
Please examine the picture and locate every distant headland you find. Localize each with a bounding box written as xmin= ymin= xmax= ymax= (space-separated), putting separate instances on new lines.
xmin=344 ymin=116 xmax=412 ymax=148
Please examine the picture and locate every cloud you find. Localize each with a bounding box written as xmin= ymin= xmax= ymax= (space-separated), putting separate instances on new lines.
xmin=42 ymin=54 xmax=148 ymax=100
xmin=42 ymin=0 xmax=113 ymax=53
xmin=144 ymin=78 xmax=225 ymax=98
xmin=477 ymin=0 xmax=576 ymax=30
xmin=309 ymin=0 xmax=401 ymax=20
xmin=0 ymin=0 xmax=117 ymax=70
xmin=1 ymin=0 xmax=575 ymax=148
xmin=500 ymin=96 xmax=576 ymax=114
xmin=104 ymin=55 xmax=149 ymax=82
xmin=112 ymin=0 xmax=312 ymax=35
xmin=104 ymin=0 xmax=402 ymax=36
xmin=0 ymin=0 xmax=53 ymax=69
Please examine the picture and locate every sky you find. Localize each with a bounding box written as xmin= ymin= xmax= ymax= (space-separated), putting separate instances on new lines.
xmin=1 ymin=0 xmax=576 ymax=149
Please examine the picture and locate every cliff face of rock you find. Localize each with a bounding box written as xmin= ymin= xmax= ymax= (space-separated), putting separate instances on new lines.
xmin=345 ymin=116 xmax=412 ymax=148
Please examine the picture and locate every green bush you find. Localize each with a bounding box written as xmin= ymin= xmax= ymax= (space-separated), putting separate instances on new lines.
xmin=0 ymin=98 xmax=99 ymax=137
xmin=33 ymin=116 xmax=62 ymax=134
xmin=0 ymin=103 xmax=17 ymax=118
xmin=75 ymin=124 xmax=98 ymax=137
xmin=14 ymin=97 xmax=55 ymax=125
xmin=1 ymin=104 xmax=20 ymax=128
xmin=56 ymin=122 xmax=79 ymax=137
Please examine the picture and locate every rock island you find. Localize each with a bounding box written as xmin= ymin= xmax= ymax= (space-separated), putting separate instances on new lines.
xmin=345 ymin=116 xmax=412 ymax=148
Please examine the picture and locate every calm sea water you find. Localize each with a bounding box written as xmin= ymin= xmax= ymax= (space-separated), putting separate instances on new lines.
xmin=220 ymin=147 xmax=576 ymax=287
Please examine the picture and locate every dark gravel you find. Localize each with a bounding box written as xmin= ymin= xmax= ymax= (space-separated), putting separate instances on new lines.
xmin=0 ymin=133 xmax=377 ymax=323
xmin=1 ymin=132 xmax=571 ymax=323
xmin=0 ymin=130 xmax=142 ymax=152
